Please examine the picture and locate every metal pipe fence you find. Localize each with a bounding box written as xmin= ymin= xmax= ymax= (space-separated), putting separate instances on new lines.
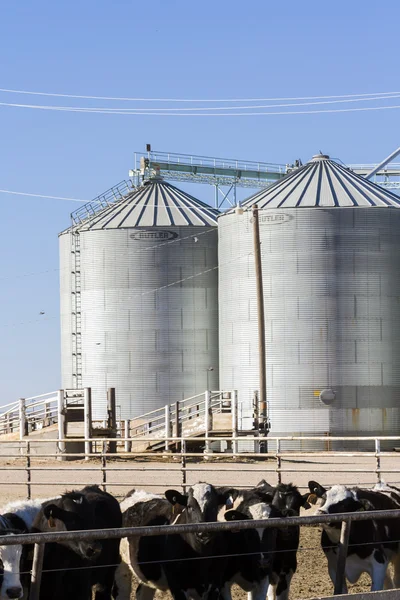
xmin=0 ymin=435 xmax=397 ymax=500
xmin=5 ymin=508 xmax=400 ymax=600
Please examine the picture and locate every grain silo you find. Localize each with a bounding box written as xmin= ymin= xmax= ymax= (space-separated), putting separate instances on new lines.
xmin=218 ymin=154 xmax=400 ymax=448
xmin=60 ymin=177 xmax=219 ymax=419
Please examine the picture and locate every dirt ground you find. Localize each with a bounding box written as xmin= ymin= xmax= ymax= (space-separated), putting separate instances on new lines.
xmin=0 ymin=452 xmax=396 ymax=599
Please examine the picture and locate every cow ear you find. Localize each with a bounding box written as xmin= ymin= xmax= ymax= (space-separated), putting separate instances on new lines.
xmin=224 ymin=509 xmax=249 ymax=521
xmin=43 ymin=504 xmax=64 ymax=527
xmin=358 ymin=499 xmax=373 ymax=512
xmin=308 ymin=481 xmax=327 ymax=497
xmin=69 ymin=492 xmax=84 ymax=505
xmin=165 ymin=490 xmax=187 ymax=507
xmin=257 ymin=491 xmax=274 ymax=504
xmin=216 ymin=488 xmax=236 ymax=508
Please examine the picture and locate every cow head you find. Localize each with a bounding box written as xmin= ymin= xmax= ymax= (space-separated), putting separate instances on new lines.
xmin=165 ymin=483 xmax=226 ymax=550
xmin=0 ymin=515 xmax=30 ymax=600
xmin=271 ymin=483 xmax=311 ymax=516
xmin=0 ymin=539 xmax=25 ymax=599
xmin=224 ymin=501 xmax=281 ymax=571
xmin=37 ymin=493 xmax=102 ymax=560
xmin=307 ymin=481 xmax=370 ymax=518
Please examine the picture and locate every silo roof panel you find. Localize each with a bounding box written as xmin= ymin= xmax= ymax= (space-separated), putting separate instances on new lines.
xmin=240 ymin=155 xmax=400 ymax=210
xmin=76 ymin=179 xmax=219 ymax=230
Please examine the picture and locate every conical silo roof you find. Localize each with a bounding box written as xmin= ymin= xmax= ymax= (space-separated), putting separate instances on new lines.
xmin=77 ymin=178 xmax=219 ymax=230
xmin=242 ymin=154 xmax=400 ymax=209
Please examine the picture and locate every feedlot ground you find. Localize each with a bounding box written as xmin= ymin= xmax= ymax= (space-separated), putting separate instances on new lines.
xmin=0 ymin=453 xmax=397 ymax=599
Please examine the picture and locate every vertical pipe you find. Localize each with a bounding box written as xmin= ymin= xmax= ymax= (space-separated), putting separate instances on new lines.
xmin=204 ymin=391 xmax=210 ymax=454
xmin=181 ymin=439 xmax=187 ymax=493
xmin=107 ymin=388 xmax=117 ymax=454
xmin=334 ymin=520 xmax=351 ymax=595
xmin=26 ymin=441 xmax=31 ymax=500
xmin=57 ymin=390 xmax=66 ymax=460
xmin=276 ymin=438 xmax=282 ymax=484
xmin=19 ymin=398 xmax=26 ymax=457
xmin=175 ymin=401 xmax=180 ymax=452
xmin=165 ymin=405 xmax=170 ymax=453
xmin=29 ymin=543 xmax=45 ymax=600
xmin=375 ymin=439 xmax=381 ymax=483
xmin=231 ymin=390 xmax=238 ymax=457
xmin=84 ymin=388 xmax=92 ymax=460
xmin=252 ymin=205 xmax=267 ymax=430
xmin=124 ymin=420 xmax=131 ymax=453
xmin=102 ymin=442 xmax=107 ymax=492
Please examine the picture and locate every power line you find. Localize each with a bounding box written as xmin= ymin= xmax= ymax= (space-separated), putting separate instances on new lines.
xmin=0 ymin=86 xmax=399 ymax=102
xmin=0 ymin=189 xmax=88 ymax=202
xmin=1 ymin=94 xmax=399 ymax=113
xmin=2 ymin=101 xmax=400 ymax=116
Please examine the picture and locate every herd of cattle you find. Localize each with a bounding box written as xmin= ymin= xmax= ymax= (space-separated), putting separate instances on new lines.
xmin=0 ymin=479 xmax=399 ymax=599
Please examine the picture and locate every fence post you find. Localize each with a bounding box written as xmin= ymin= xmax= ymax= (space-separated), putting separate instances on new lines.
xmin=175 ymin=401 xmax=180 ymax=452
xmin=57 ymin=390 xmax=66 ymax=461
xmin=102 ymin=442 xmax=107 ymax=492
xmin=19 ymin=398 xmax=26 ymax=456
xmin=84 ymin=388 xmax=92 ymax=460
xmin=231 ymin=390 xmax=238 ymax=457
xmin=204 ymin=390 xmax=210 ymax=454
xmin=181 ymin=438 xmax=187 ymax=493
xmin=276 ymin=438 xmax=282 ymax=484
xmin=29 ymin=542 xmax=45 ymax=600
xmin=334 ymin=519 xmax=351 ymax=595
xmin=375 ymin=438 xmax=381 ymax=484
xmin=124 ymin=420 xmax=131 ymax=453
xmin=107 ymin=388 xmax=117 ymax=454
xmin=26 ymin=441 xmax=31 ymax=500
xmin=165 ymin=404 xmax=170 ymax=453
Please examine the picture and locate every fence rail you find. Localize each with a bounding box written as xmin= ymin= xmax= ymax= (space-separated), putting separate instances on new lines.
xmin=6 ymin=506 xmax=400 ymax=600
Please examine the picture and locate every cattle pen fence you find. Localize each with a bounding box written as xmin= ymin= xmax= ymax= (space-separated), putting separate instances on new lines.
xmin=0 ymin=434 xmax=398 ymax=501
xmin=6 ymin=506 xmax=400 ymax=600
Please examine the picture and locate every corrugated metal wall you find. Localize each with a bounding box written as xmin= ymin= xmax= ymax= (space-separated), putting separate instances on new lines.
xmin=219 ymin=207 xmax=400 ymax=448
xmin=63 ymin=226 xmax=219 ymax=419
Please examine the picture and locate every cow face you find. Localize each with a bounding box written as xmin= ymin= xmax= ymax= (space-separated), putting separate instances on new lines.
xmin=0 ymin=539 xmax=24 ymax=600
xmin=271 ymin=484 xmax=311 ymax=516
xmin=308 ymin=481 xmax=364 ymax=516
xmin=39 ymin=494 xmax=102 ymax=560
xmin=165 ymin=483 xmax=224 ymax=548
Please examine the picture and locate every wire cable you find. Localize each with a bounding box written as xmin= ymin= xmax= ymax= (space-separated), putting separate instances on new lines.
xmin=1 ymin=87 xmax=399 ymax=102
xmin=2 ymin=101 xmax=400 ymax=116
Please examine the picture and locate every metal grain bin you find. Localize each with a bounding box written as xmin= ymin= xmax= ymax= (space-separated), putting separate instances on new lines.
xmin=218 ymin=155 xmax=400 ymax=449
xmin=60 ymin=178 xmax=219 ymax=419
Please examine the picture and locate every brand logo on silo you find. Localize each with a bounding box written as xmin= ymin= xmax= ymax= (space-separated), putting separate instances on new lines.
xmin=130 ymin=230 xmax=179 ymax=241
xmin=257 ymin=213 xmax=292 ymax=225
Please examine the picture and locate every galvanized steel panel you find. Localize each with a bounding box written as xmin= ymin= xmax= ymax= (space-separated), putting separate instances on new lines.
xmin=219 ymin=205 xmax=400 ymax=449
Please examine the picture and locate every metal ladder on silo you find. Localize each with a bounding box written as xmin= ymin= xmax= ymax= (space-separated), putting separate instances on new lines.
xmin=71 ymin=231 xmax=82 ymax=388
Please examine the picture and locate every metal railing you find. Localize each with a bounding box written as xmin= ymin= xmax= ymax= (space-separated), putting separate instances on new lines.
xmin=0 ymin=434 xmax=398 ymax=501
xmin=70 ymin=179 xmax=135 ymax=225
xmin=0 ymin=393 xmax=59 ymax=437
xmin=5 ymin=505 xmax=400 ymax=599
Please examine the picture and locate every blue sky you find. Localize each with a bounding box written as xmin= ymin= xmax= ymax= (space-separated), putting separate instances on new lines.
xmin=1 ymin=0 xmax=400 ymax=403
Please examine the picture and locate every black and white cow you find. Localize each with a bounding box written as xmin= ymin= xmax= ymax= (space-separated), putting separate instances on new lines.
xmin=218 ymin=482 xmax=309 ymax=600
xmin=32 ymin=485 xmax=122 ymax=600
xmin=218 ymin=487 xmax=280 ymax=600
xmin=308 ymin=480 xmax=400 ymax=593
xmin=0 ymin=498 xmax=50 ymax=600
xmin=120 ymin=483 xmax=228 ymax=600
xmin=255 ymin=480 xmax=310 ymax=600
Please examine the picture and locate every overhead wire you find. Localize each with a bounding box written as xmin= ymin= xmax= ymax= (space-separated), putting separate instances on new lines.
xmin=2 ymin=94 xmax=400 ymax=113
xmin=2 ymin=101 xmax=400 ymax=116
xmin=0 ymin=87 xmax=399 ymax=102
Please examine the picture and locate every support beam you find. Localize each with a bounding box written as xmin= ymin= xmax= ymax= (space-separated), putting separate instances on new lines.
xmin=57 ymin=390 xmax=66 ymax=461
xmin=83 ymin=388 xmax=92 ymax=460
xmin=365 ymin=146 xmax=400 ymax=179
